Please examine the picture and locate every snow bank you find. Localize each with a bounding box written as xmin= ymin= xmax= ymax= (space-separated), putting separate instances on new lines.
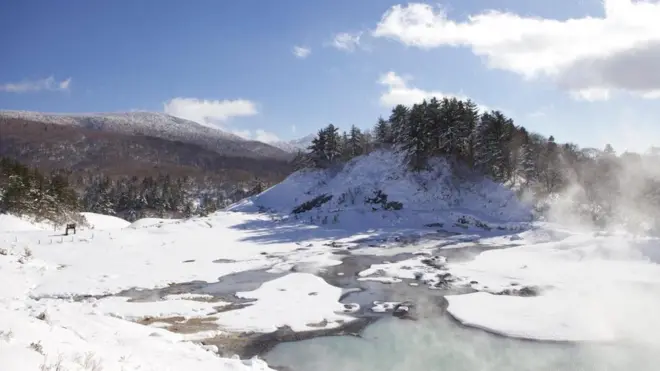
xmin=446 ymin=292 xmax=617 ymax=342
xmin=80 ymin=212 xmax=130 ymax=230
xmin=230 ymin=150 xmax=532 ymax=230
xmin=444 ymin=232 xmax=660 ymax=344
xmin=0 ymin=214 xmax=50 ymax=232
xmin=0 ymin=305 xmax=274 ymax=371
xmin=214 ymin=273 xmax=357 ymax=333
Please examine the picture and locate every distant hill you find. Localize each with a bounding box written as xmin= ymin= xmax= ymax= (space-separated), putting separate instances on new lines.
xmin=0 ymin=110 xmax=291 ymax=160
xmin=0 ymin=115 xmax=293 ymax=183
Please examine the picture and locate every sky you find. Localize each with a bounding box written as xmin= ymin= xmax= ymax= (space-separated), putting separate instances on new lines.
xmin=1 ymin=0 xmax=660 ymax=152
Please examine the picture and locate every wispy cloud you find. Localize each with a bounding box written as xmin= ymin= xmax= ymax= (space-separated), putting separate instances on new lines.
xmin=0 ymin=76 xmax=72 ymax=93
xmin=331 ymin=32 xmax=362 ymax=52
xmin=163 ymin=97 xmax=258 ymax=127
xmin=293 ymin=45 xmax=311 ymax=59
xmin=163 ymin=97 xmax=279 ymax=143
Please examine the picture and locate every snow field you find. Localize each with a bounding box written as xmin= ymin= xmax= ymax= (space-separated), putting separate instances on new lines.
xmin=0 ymin=211 xmax=361 ymax=370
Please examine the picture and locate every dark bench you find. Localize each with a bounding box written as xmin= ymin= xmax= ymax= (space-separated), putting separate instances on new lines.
xmin=65 ymin=223 xmax=76 ymax=235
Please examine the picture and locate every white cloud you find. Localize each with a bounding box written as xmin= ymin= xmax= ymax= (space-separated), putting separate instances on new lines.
xmin=230 ymin=129 xmax=280 ymax=143
xmin=231 ymin=129 xmax=252 ymax=139
xmin=372 ymin=1 xmax=660 ymax=100
xmin=0 ymin=76 xmax=72 ymax=93
xmin=332 ymin=32 xmax=362 ymax=51
xmin=378 ymin=71 xmax=466 ymax=107
xmin=163 ymin=97 xmax=257 ymax=127
xmin=293 ymin=45 xmax=311 ymax=58
xmin=163 ymin=97 xmax=279 ymax=143
xmin=254 ymin=129 xmax=280 ymax=143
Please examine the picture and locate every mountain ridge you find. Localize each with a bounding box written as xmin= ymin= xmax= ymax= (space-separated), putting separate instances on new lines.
xmin=269 ymin=133 xmax=316 ymax=153
xmin=0 ymin=110 xmax=290 ymax=160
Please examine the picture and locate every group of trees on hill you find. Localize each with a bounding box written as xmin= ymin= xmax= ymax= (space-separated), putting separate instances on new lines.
xmin=298 ymin=97 xmax=569 ymax=190
xmin=0 ymin=157 xmax=81 ymax=223
xmin=0 ymin=156 xmax=268 ymax=223
xmin=297 ymin=97 xmax=660 ymax=226
xmin=75 ymin=174 xmax=264 ymax=220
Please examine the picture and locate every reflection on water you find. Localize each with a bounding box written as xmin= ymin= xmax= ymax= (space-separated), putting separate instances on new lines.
xmin=265 ymin=316 xmax=657 ymax=371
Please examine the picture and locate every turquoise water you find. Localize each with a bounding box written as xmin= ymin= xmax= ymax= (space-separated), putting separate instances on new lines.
xmin=265 ymin=316 xmax=657 ymax=371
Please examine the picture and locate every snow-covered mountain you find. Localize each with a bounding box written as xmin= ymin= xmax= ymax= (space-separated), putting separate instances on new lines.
xmin=269 ymin=133 xmax=316 ymax=153
xmin=0 ymin=110 xmax=290 ymax=160
xmin=230 ymin=150 xmax=532 ymax=229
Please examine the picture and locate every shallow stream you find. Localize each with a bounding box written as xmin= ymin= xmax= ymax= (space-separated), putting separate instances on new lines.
xmin=265 ymin=316 xmax=658 ymax=371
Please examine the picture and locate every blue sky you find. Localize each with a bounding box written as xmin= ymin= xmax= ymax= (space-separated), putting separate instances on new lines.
xmin=2 ymin=0 xmax=660 ymax=152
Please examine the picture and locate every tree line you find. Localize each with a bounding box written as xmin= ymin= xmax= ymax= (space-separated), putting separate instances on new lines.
xmin=296 ymin=97 xmax=660 ymax=227
xmin=0 ymin=157 xmax=80 ymax=224
xmin=0 ymin=156 xmax=267 ymax=223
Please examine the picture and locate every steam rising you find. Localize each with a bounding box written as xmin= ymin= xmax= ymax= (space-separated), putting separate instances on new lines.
xmin=267 ymin=147 xmax=660 ymax=370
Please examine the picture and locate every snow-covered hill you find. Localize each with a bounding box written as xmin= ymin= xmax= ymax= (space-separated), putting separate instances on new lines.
xmin=269 ymin=134 xmax=315 ymax=153
xmin=230 ymin=150 xmax=532 ymax=230
xmin=0 ymin=110 xmax=289 ymax=160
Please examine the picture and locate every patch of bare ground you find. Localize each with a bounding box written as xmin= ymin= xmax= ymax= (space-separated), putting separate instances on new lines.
xmin=136 ymin=312 xmax=373 ymax=361
xmin=139 ymin=316 xmax=220 ymax=334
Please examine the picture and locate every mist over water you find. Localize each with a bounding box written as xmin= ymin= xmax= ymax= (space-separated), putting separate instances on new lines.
xmin=265 ymin=316 xmax=657 ymax=371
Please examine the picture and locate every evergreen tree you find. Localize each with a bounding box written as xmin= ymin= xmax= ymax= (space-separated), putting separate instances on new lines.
xmin=374 ymin=117 xmax=392 ymax=146
xmin=291 ymin=150 xmax=313 ymax=170
xmin=402 ymin=103 xmax=431 ymax=170
xmin=308 ymin=124 xmax=342 ymax=168
xmin=457 ymin=99 xmax=480 ymax=166
xmin=389 ymin=105 xmax=409 ymax=145
xmin=347 ymin=125 xmax=364 ymax=158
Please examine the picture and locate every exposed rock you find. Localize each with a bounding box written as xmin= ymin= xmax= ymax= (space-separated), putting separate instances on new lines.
xmin=421 ymin=256 xmax=446 ymax=269
xmin=496 ymin=285 xmax=541 ymax=297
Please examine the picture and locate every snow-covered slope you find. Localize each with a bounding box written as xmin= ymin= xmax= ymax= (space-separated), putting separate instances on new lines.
xmin=0 ymin=110 xmax=289 ymax=159
xmin=80 ymin=212 xmax=130 ymax=230
xmin=0 ymin=214 xmax=51 ymax=232
xmin=230 ymin=150 xmax=532 ymax=230
xmin=269 ymin=134 xmax=315 ymax=153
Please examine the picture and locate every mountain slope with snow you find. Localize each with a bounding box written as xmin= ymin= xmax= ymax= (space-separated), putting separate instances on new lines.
xmin=0 ymin=110 xmax=289 ymax=160
xmin=230 ymin=150 xmax=532 ymax=230
xmin=269 ymin=134 xmax=315 ymax=153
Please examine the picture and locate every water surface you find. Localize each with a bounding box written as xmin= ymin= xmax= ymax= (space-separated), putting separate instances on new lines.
xmin=265 ymin=316 xmax=658 ymax=371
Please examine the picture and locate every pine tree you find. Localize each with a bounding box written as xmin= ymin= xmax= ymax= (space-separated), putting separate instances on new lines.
xmin=402 ymin=103 xmax=430 ymax=170
xmin=389 ymin=105 xmax=409 ymax=145
xmin=374 ymin=117 xmax=392 ymax=147
xmin=308 ymin=128 xmax=328 ymax=168
xmin=436 ymin=98 xmax=462 ymax=156
xmin=457 ymin=99 xmax=479 ymax=166
xmin=308 ymin=124 xmax=342 ymax=167
xmin=348 ymin=125 xmax=364 ymax=158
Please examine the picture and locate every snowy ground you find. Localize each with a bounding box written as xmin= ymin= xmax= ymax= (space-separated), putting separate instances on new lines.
xmin=4 ymin=151 xmax=660 ymax=370
xmin=354 ymin=226 xmax=660 ymax=346
xmin=0 ymin=212 xmax=363 ymax=371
